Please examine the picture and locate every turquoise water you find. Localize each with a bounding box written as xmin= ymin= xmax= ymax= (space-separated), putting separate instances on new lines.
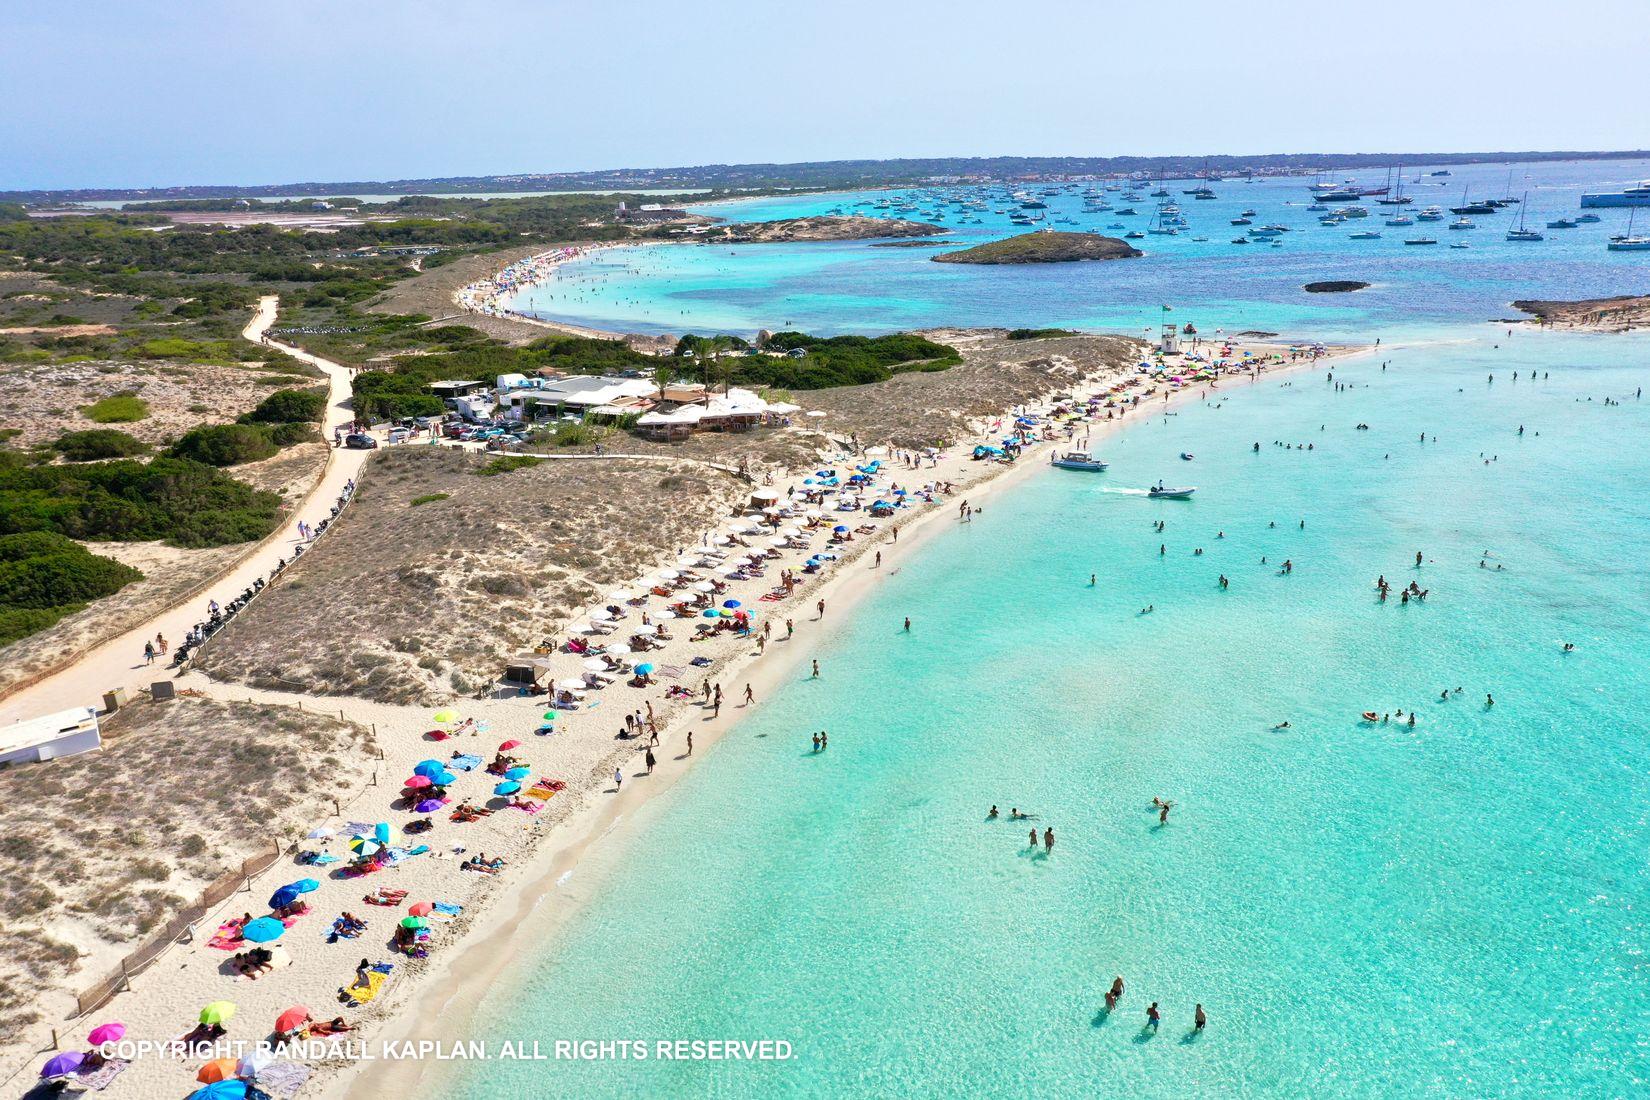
xmin=512 ymin=158 xmax=1650 ymax=342
xmin=454 ymin=331 xmax=1650 ymax=1097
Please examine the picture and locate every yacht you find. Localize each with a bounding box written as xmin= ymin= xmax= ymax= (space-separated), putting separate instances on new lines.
xmin=1576 ymin=213 xmax=1602 ymax=224
xmin=1051 ymin=451 xmax=1108 ymax=471
xmin=1241 ymin=209 xmax=1257 ymax=217
xmin=1385 ymin=215 xmax=1414 ymax=227
xmin=1349 ymin=230 xmax=1382 ymax=240
xmin=1580 ymin=181 xmax=1650 ymax=208
xmin=1404 ymin=237 xmax=1438 ymax=245
xmin=1607 ymin=212 xmax=1650 ymax=250
xmin=1450 ymin=189 xmax=1496 ymax=215
xmin=1506 ymin=195 xmax=1543 ymax=240
xmin=1449 ymin=217 xmax=1476 ymax=230
xmin=1415 ymin=206 xmax=1444 ymax=222
xmin=1545 ymin=218 xmax=1579 ymax=229
xmin=1230 ymin=217 xmax=1253 ymax=226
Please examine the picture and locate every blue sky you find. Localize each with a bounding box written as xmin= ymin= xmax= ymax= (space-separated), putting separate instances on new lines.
xmin=2 ymin=0 xmax=1646 ymax=190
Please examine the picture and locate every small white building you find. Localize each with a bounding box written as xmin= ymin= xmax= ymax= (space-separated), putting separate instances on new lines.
xmin=0 ymin=706 xmax=102 ymax=766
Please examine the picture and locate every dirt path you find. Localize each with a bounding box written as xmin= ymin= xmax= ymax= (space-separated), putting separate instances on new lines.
xmin=0 ymin=297 xmax=371 ymax=725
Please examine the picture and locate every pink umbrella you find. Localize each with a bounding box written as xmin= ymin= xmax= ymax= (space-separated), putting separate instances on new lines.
xmin=87 ymin=1022 xmax=125 ymax=1046
xmin=407 ymin=901 xmax=434 ymax=916
xmin=498 ymin=740 xmax=521 ymax=751
xmin=404 ymin=775 xmax=433 ymax=789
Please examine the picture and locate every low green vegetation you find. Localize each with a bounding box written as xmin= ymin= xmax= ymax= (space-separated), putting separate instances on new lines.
xmin=0 ymin=451 xmax=282 ymax=547
xmin=679 ymin=331 xmax=959 ymax=390
xmin=0 ymin=531 xmax=143 ymax=645
xmin=81 ymin=393 xmax=150 ymax=423
xmin=475 ymin=455 xmax=543 ymax=476
xmin=169 ymin=420 xmax=314 ymax=466
xmin=409 ymin=493 xmax=450 ymax=507
xmin=239 ymin=387 xmax=327 ymax=424
xmin=52 ymin=429 xmax=149 ymax=462
xmin=1007 ymin=327 xmax=1080 ymax=340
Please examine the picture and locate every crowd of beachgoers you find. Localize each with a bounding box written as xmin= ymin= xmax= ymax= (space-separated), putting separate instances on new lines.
xmin=14 ymin=337 xmax=1339 ymax=1100
xmin=453 ymin=246 xmax=594 ymax=322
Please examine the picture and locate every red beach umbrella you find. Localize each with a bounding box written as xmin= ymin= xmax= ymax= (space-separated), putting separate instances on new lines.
xmin=498 ymin=740 xmax=521 ymax=751
xmin=407 ymin=901 xmax=433 ymax=916
xmin=275 ymin=1005 xmax=311 ymax=1033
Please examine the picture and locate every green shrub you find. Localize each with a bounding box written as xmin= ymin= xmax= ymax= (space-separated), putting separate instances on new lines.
xmin=1006 ymin=328 xmax=1079 ymax=340
xmin=410 ymin=493 xmax=450 ymax=507
xmin=475 ymin=455 xmax=543 ymax=476
xmin=267 ymin=422 xmax=316 ymax=447
xmin=53 ymin=429 xmax=149 ymax=462
xmin=0 ymin=454 xmax=282 ymax=548
xmin=169 ymin=424 xmax=277 ymax=466
xmin=82 ymin=393 xmax=150 ymax=423
xmin=241 ymin=388 xmax=327 ymax=424
xmin=0 ymin=531 xmax=143 ymax=645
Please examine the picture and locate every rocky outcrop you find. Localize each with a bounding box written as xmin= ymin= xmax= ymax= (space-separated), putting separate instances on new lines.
xmin=932 ymin=232 xmax=1142 ymax=265
xmin=700 ymin=216 xmax=946 ymax=243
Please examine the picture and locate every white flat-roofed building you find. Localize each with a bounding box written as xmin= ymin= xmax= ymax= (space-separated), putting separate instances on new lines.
xmin=0 ymin=705 xmax=102 ymax=766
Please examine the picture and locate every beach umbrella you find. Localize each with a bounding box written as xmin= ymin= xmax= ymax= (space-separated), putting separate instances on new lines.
xmin=413 ymin=760 xmax=445 ymax=779
xmin=414 ymin=799 xmax=444 ymax=813
xmin=187 ymin=1082 xmax=248 ymax=1100
xmin=292 ymin=878 xmax=319 ymax=894
xmin=833 ymin=525 xmax=848 ymax=533
xmin=553 ymin=678 xmax=585 ymax=693
xmin=268 ymin=885 xmax=302 ymax=910
xmin=540 ymin=711 xmax=557 ymax=722
xmin=701 ymin=609 xmax=719 ymax=618
xmin=494 ymin=781 xmax=522 ymax=796
xmin=399 ymin=915 xmax=428 ymax=930
xmin=274 ymin=1006 xmax=310 ymax=1033
xmin=604 ymin=644 xmax=632 ymax=657
xmin=199 ymin=1001 xmax=237 ymax=1026
xmin=634 ymin=663 xmax=654 ymax=676
xmin=504 ymin=766 xmax=531 ymax=780
xmin=404 ymin=775 xmax=433 ymax=790
xmin=407 ymin=901 xmax=434 ymax=917
xmin=40 ymin=1052 xmax=84 ymax=1079
xmin=373 ymin=822 xmax=392 ymax=845
xmin=722 ymin=598 xmax=741 ymax=609
xmin=241 ymin=917 xmax=285 ymax=944
xmin=86 ymin=1022 xmax=125 ymax=1046
xmin=349 ymin=837 xmax=381 ymax=856
xmin=432 ymin=770 xmax=456 ymax=786
xmin=499 ymin=739 xmax=522 ymax=750
xmin=432 ymin=710 xmax=459 ymax=723
xmin=582 ymin=658 xmax=609 ymax=672
xmin=236 ymin=1048 xmax=276 ymax=1079
xmin=305 ymin=826 xmax=335 ymax=840
xmin=196 ymin=1057 xmax=239 ymax=1084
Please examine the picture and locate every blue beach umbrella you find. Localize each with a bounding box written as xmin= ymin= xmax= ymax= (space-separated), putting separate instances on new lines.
xmin=188 ymin=1082 xmax=249 ymax=1100
xmin=722 ymin=598 xmax=741 ymax=609
xmin=494 ymin=781 xmax=522 ymax=796
xmin=432 ymin=770 xmax=456 ymax=786
xmin=267 ymin=885 xmax=302 ymax=910
xmin=701 ymin=609 xmax=719 ymax=618
xmin=292 ymin=878 xmax=320 ymax=894
xmin=634 ymin=663 xmax=654 ymax=675
xmin=373 ymin=822 xmax=391 ymax=844
xmin=240 ymin=917 xmax=285 ymax=943
xmin=413 ymin=760 xmax=444 ymax=779
xmin=504 ymin=766 xmax=530 ymax=780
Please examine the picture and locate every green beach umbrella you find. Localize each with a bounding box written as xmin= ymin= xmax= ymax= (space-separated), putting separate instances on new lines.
xmin=399 ymin=915 xmax=428 ymax=930
xmin=199 ymin=1001 xmax=237 ymax=1026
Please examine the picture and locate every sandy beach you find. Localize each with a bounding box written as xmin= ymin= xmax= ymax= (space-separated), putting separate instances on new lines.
xmin=0 ymin=325 xmax=1369 ymax=1099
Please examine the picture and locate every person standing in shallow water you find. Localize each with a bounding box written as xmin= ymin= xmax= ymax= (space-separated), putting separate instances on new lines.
xmin=1146 ymin=1002 xmax=1161 ymax=1030
xmin=1194 ymin=1004 xmax=1207 ymax=1031
xmin=1029 ymin=827 xmax=1039 ymax=849
xmin=1043 ymin=827 xmax=1054 ymax=854
xmin=1106 ymin=976 xmax=1125 ymax=1010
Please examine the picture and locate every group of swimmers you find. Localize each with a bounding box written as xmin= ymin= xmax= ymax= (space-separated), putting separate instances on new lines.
xmin=1103 ymin=977 xmax=1207 ymax=1034
xmin=986 ymin=806 xmax=1055 ymax=852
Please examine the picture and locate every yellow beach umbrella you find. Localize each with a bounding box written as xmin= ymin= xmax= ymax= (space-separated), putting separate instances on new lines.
xmin=199 ymin=1001 xmax=237 ymax=1026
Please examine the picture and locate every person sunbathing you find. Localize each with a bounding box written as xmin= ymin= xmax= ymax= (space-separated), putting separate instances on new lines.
xmin=306 ymin=1017 xmax=353 ymax=1037
xmin=233 ymin=947 xmax=274 ymax=978
xmin=339 ymin=912 xmax=367 ymax=933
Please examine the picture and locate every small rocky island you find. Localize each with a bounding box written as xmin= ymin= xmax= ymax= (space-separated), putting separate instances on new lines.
xmin=699 ymin=216 xmax=946 ymax=243
xmin=1304 ymin=280 xmax=1370 ymax=293
xmin=932 ymin=231 xmax=1143 ymax=265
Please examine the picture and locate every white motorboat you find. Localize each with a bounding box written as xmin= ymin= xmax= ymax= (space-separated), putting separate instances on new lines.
xmin=1051 ymin=450 xmax=1108 ymax=471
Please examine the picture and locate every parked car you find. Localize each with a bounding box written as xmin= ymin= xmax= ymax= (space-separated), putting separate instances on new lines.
xmin=344 ymin=433 xmax=379 ymax=450
xmin=387 ymin=428 xmax=411 ymax=444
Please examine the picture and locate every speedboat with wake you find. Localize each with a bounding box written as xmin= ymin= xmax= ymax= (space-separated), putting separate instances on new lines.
xmin=1148 ymin=482 xmax=1196 ymax=499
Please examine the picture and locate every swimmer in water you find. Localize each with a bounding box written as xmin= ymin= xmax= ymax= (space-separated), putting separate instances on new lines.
xmin=1272 ymin=721 xmax=1291 ymax=730
xmin=988 ymin=805 xmax=998 ymax=819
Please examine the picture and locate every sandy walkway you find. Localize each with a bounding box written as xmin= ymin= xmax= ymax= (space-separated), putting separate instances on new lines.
xmin=0 ymin=297 xmax=369 ymax=726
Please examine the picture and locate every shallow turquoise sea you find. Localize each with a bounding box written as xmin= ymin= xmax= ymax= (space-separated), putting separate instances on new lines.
xmin=452 ymin=330 xmax=1650 ymax=1098
xmin=513 ymin=158 xmax=1650 ymax=342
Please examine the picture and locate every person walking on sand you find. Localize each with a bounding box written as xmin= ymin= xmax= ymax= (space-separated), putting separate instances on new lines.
xmin=686 ymin=731 xmax=693 ymax=756
xmin=786 ymin=618 xmax=794 ymax=640
xmin=875 ymin=551 xmax=882 ymax=568
xmin=143 ymin=641 xmax=155 ymax=665
xmin=156 ymin=632 xmax=168 ymax=655
xmin=811 ymin=660 xmax=820 ymax=679
xmin=645 ymin=748 xmax=655 ymax=774
xmin=817 ymin=598 xmax=826 ymax=619
xmin=744 ymin=684 xmax=754 ymax=705
xmin=613 ymin=767 xmax=623 ymax=791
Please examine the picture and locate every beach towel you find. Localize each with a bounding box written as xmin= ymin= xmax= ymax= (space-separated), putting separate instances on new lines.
xmin=208 ymin=921 xmax=243 ymax=951
xmin=340 ymin=970 xmax=387 ymax=1007
xmin=68 ymin=1058 xmax=129 ymax=1091
xmin=656 ymin=664 xmax=686 ymax=679
xmin=345 ymin=821 xmax=376 ymax=837
xmin=249 ymin=1061 xmax=311 ymax=1100
xmin=447 ymin=753 xmax=482 ymax=771
xmin=432 ymin=902 xmax=462 ymax=918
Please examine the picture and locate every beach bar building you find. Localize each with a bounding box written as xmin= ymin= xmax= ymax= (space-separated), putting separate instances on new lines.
xmin=0 ymin=705 xmax=102 ymax=765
